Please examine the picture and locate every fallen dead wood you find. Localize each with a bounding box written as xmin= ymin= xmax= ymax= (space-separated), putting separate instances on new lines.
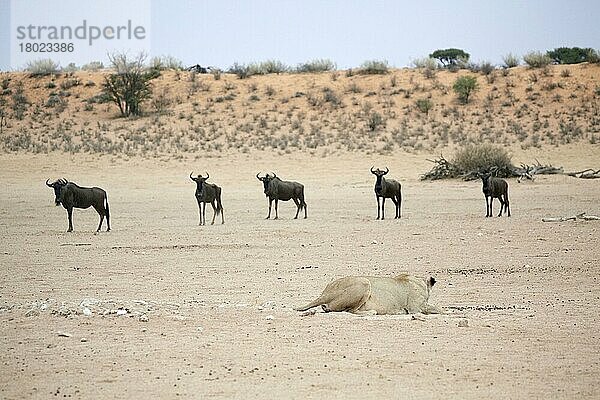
xmin=515 ymin=160 xmax=564 ymax=182
xmin=564 ymin=169 xmax=600 ymax=179
xmin=421 ymin=155 xmax=598 ymax=182
xmin=542 ymin=212 xmax=600 ymax=222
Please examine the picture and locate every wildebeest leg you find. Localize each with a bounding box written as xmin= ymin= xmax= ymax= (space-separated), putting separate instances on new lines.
xmin=94 ymin=207 xmax=104 ymax=232
xmin=201 ymin=202 xmax=206 ymax=225
xmin=105 ymin=201 xmax=111 ymax=231
xmin=274 ymin=199 xmax=279 ymax=219
xmin=93 ymin=204 xmax=107 ymax=232
xmin=376 ymin=196 xmax=381 ymax=220
xmin=381 ymin=198 xmax=386 ymax=220
xmin=497 ymin=197 xmax=505 ymax=217
xmin=397 ymin=193 xmax=402 ymax=218
xmin=196 ymin=198 xmax=202 ymax=225
xmin=66 ymin=207 xmax=74 ymax=232
xmin=391 ymin=198 xmax=398 ymax=219
xmin=293 ymin=198 xmax=300 ymax=219
xmin=266 ymin=198 xmax=272 ymax=219
xmin=210 ymin=200 xmax=217 ymax=225
xmin=505 ymin=194 xmax=511 ymax=217
xmin=485 ymin=196 xmax=491 ymax=217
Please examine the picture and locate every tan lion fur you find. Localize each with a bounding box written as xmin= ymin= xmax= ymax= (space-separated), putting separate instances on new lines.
xmin=295 ymin=274 xmax=441 ymax=315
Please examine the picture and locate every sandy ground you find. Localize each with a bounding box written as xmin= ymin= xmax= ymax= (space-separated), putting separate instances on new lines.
xmin=0 ymin=148 xmax=599 ymax=399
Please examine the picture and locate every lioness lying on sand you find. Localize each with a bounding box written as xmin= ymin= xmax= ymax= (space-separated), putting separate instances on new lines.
xmin=295 ymin=274 xmax=441 ymax=315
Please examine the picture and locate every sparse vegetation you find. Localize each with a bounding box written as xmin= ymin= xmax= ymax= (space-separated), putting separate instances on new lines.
xmin=1 ymin=55 xmax=598 ymax=156
xmin=502 ymin=53 xmax=520 ymax=68
xmin=358 ymin=60 xmax=389 ymax=75
xmin=149 ymin=55 xmax=184 ymax=71
xmin=523 ymin=51 xmax=552 ymax=68
xmin=81 ymin=61 xmax=104 ymax=71
xmin=25 ymin=59 xmax=60 ymax=76
xmin=296 ymin=59 xmax=336 ymax=73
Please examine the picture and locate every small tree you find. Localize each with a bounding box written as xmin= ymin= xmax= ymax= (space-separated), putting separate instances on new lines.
xmin=429 ymin=48 xmax=470 ymax=68
xmin=102 ymin=52 xmax=156 ymax=117
xmin=453 ymin=75 xmax=478 ymax=104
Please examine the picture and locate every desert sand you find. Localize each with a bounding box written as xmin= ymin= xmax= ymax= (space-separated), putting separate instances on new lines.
xmin=0 ymin=146 xmax=599 ymax=399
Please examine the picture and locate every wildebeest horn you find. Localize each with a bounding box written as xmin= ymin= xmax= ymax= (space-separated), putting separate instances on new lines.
xmin=205 ymin=172 xmax=209 ymax=180
xmin=256 ymin=172 xmax=262 ymax=180
xmin=370 ymin=166 xmax=376 ymax=173
xmin=46 ymin=179 xmax=52 ymax=187
xmin=383 ymin=167 xmax=389 ymax=174
xmin=190 ymin=172 xmax=195 ymax=181
xmin=272 ymin=172 xmax=277 ymax=179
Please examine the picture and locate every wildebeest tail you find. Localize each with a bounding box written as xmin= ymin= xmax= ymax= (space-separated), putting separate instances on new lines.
xmin=104 ymin=195 xmax=110 ymax=219
xmin=216 ymin=190 xmax=223 ymax=216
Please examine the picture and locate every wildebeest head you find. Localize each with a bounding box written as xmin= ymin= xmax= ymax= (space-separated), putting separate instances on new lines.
xmin=479 ymin=172 xmax=492 ymax=193
xmin=190 ymin=171 xmax=209 ymax=192
xmin=46 ymin=178 xmax=68 ymax=206
xmin=256 ymin=172 xmax=276 ymax=195
xmin=370 ymin=166 xmax=389 ymax=193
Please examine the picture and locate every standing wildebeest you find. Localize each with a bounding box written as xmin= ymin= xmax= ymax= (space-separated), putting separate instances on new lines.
xmin=189 ymin=172 xmax=224 ymax=225
xmin=256 ymin=172 xmax=307 ymax=219
xmin=480 ymin=174 xmax=510 ymax=217
xmin=46 ymin=178 xmax=110 ymax=232
xmin=371 ymin=167 xmax=402 ymax=220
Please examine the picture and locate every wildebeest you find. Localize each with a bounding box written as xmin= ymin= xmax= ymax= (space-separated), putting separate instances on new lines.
xmin=256 ymin=172 xmax=307 ymax=219
xmin=189 ymin=172 xmax=224 ymax=225
xmin=480 ymin=174 xmax=510 ymax=217
xmin=46 ymin=178 xmax=110 ymax=232
xmin=371 ymin=167 xmax=402 ymax=219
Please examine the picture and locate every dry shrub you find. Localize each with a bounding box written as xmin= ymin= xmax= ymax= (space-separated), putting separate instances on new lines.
xmin=453 ymin=143 xmax=513 ymax=175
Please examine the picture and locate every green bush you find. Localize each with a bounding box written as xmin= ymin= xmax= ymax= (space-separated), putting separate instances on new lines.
xmin=81 ymin=61 xmax=104 ymax=71
xmin=229 ymin=60 xmax=288 ymax=78
xmin=523 ymin=51 xmax=552 ymax=68
xmin=453 ymin=75 xmax=479 ymax=104
xmin=249 ymin=60 xmax=288 ymax=75
xmin=228 ymin=63 xmax=250 ymax=79
xmin=366 ymin=111 xmax=385 ymax=130
xmin=502 ymin=53 xmax=520 ymax=68
xmin=415 ymin=98 xmax=433 ymax=115
xmin=296 ymin=59 xmax=336 ymax=73
xmin=358 ymin=60 xmax=389 ymax=75
xmin=25 ymin=59 xmax=60 ymax=76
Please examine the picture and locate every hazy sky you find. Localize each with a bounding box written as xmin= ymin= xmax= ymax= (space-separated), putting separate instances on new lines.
xmin=1 ymin=0 xmax=599 ymax=70
xmin=149 ymin=0 xmax=599 ymax=68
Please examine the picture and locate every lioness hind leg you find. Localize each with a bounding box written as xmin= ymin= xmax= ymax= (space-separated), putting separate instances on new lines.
xmin=353 ymin=310 xmax=377 ymax=316
xmin=323 ymin=279 xmax=371 ymax=312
